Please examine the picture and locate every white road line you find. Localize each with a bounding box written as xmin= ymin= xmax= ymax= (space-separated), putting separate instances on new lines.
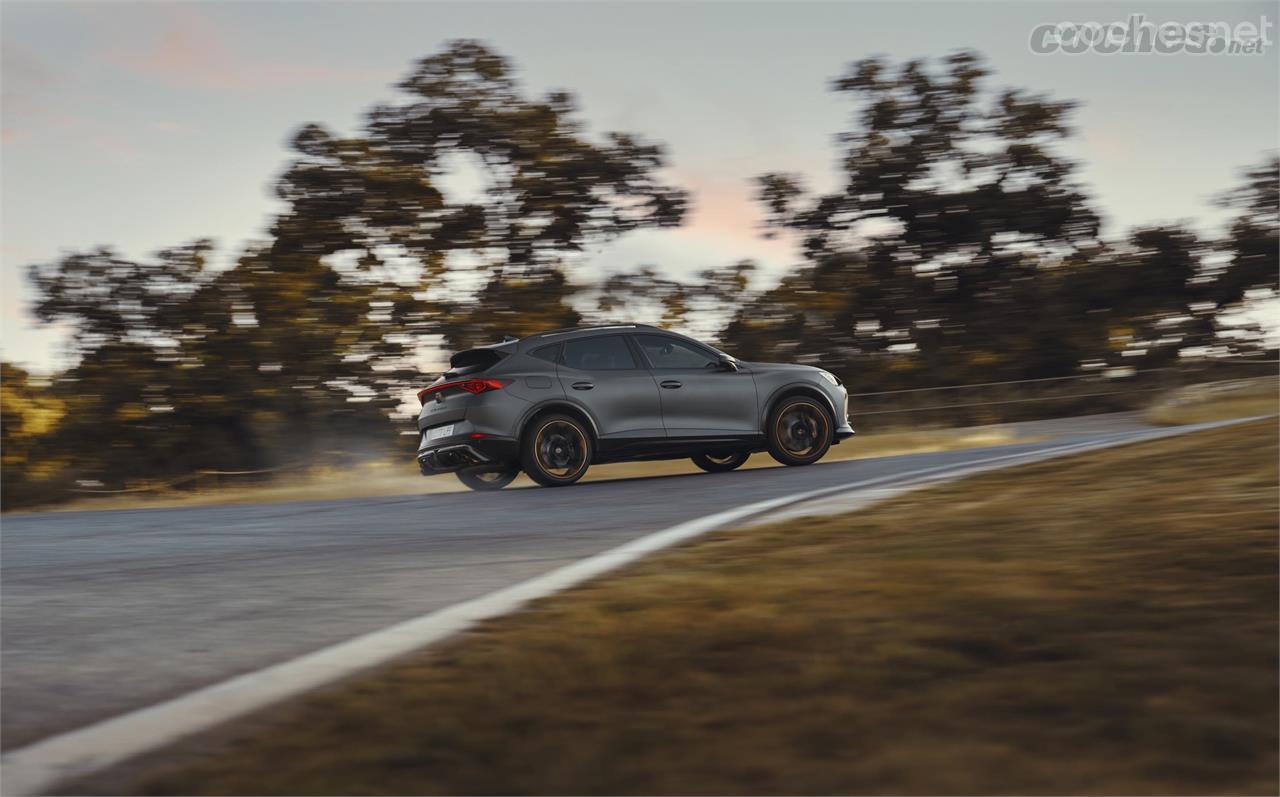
xmin=0 ymin=418 xmax=1258 ymax=796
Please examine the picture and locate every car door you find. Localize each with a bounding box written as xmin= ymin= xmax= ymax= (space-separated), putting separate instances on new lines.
xmin=631 ymin=333 xmax=758 ymax=437
xmin=557 ymin=334 xmax=665 ymax=440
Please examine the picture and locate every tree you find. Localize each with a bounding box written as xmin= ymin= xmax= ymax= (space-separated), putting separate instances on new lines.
xmin=1 ymin=362 xmax=68 ymax=508
xmin=271 ymin=39 xmax=688 ymax=350
xmin=725 ymin=55 xmax=1275 ymax=388
xmin=736 ymin=52 xmax=1104 ymax=385
xmin=588 ymin=260 xmax=758 ymax=343
xmin=22 ymin=40 xmax=690 ymax=491
xmin=1204 ymin=156 xmax=1280 ymax=354
xmin=1214 ymin=155 xmax=1279 ymax=301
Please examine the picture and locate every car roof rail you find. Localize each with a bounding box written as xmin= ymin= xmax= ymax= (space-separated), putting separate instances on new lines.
xmin=533 ymin=323 xmax=659 ymax=339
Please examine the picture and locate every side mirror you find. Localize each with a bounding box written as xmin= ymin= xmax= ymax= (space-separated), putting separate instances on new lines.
xmin=716 ymin=355 xmax=739 ymax=372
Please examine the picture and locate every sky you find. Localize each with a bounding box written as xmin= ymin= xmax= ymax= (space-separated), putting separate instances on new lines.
xmin=2 ymin=0 xmax=1277 ymax=372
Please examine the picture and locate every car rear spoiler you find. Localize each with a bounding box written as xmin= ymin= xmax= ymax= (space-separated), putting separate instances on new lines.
xmin=443 ymin=347 xmax=509 ymax=379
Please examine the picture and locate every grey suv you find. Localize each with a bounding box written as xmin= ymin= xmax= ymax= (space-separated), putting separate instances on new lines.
xmin=416 ymin=325 xmax=855 ymax=490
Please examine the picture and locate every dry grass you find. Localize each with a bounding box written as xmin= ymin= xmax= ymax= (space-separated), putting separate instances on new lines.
xmin=1148 ymin=375 xmax=1278 ymax=426
xmin=46 ymin=460 xmax=457 ymax=514
xmin=89 ymin=420 xmax=1279 ymax=796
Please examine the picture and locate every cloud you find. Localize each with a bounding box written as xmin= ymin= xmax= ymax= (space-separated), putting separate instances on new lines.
xmin=100 ymin=9 xmax=380 ymax=91
xmin=1084 ymin=128 xmax=1134 ymax=160
xmin=679 ymin=175 xmax=798 ymax=265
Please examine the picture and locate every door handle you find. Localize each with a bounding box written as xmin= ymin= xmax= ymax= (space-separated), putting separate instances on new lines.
xmin=571 ymin=381 xmax=594 ymax=391
xmin=660 ymin=380 xmax=682 ymax=389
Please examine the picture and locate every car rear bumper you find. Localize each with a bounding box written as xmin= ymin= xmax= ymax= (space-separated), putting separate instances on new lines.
xmin=417 ymin=435 xmax=519 ymax=476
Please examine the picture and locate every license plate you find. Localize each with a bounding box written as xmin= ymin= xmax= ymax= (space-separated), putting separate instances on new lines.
xmin=425 ymin=424 xmax=454 ymax=443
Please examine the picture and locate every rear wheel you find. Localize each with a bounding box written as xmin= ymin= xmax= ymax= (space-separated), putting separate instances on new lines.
xmin=691 ymin=452 xmax=750 ymax=473
xmin=522 ymin=414 xmax=593 ymax=487
xmin=767 ymin=396 xmax=833 ymax=466
xmin=456 ymin=466 xmax=518 ymax=492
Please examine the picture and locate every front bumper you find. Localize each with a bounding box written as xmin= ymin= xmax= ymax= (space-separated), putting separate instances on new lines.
xmin=833 ymin=388 xmax=854 ymax=443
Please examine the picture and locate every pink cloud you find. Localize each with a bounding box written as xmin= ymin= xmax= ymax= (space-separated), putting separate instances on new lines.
xmin=1085 ymin=128 xmax=1134 ymax=160
xmin=2 ymin=113 xmax=139 ymax=157
xmin=101 ymin=10 xmax=379 ymax=91
xmin=680 ymin=176 xmax=798 ymax=264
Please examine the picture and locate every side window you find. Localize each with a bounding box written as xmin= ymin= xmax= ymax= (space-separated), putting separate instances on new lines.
xmin=635 ymin=334 xmax=717 ymax=369
xmin=530 ymin=343 xmax=561 ymax=364
xmin=562 ymin=336 xmax=638 ymax=371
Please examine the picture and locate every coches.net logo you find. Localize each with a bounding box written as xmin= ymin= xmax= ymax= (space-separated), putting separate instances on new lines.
xmin=1030 ymin=14 xmax=1274 ymax=55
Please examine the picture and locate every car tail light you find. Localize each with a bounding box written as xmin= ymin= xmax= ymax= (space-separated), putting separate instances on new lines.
xmin=417 ymin=378 xmax=505 ymax=405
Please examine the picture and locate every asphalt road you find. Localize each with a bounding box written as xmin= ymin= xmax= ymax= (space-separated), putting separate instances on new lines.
xmin=1 ymin=414 xmax=1155 ymax=750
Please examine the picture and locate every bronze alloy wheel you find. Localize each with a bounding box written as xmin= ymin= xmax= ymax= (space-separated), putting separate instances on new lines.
xmin=767 ymin=397 xmax=833 ymax=466
xmin=522 ymin=414 xmax=593 ymax=486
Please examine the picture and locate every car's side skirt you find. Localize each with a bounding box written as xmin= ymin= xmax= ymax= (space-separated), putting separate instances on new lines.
xmin=594 ymin=433 xmax=766 ymax=464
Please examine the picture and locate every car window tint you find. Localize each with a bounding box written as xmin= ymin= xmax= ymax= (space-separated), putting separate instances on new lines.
xmin=636 ymin=334 xmax=716 ymax=369
xmin=562 ymin=336 xmax=637 ymax=371
xmin=530 ymin=343 xmax=561 ymax=363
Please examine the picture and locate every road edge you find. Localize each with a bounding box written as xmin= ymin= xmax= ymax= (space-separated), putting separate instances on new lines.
xmin=1 ymin=417 xmax=1264 ymax=796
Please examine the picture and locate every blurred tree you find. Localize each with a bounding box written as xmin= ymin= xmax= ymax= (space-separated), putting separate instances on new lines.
xmin=271 ymin=39 xmax=687 ymax=350
xmin=1204 ymin=155 xmax=1280 ymax=353
xmin=20 ymin=40 xmax=689 ymax=496
xmin=1213 ymin=155 xmax=1279 ymax=302
xmin=24 ymin=241 xmax=397 ymax=483
xmin=589 ymin=260 xmax=758 ymax=343
xmin=726 ymin=54 xmax=1276 ymax=388
xmin=1061 ymin=226 xmax=1214 ymax=366
xmin=734 ymin=51 xmax=1102 ymax=385
xmin=28 ymin=242 xmax=218 ymax=482
xmin=1 ymin=362 xmax=68 ymax=508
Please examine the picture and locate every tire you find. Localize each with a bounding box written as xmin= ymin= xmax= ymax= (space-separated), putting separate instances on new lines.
xmin=767 ymin=396 xmax=833 ymax=466
xmin=691 ymin=452 xmax=750 ymax=473
xmin=521 ymin=413 xmax=593 ymax=487
xmin=456 ymin=466 xmax=519 ymax=491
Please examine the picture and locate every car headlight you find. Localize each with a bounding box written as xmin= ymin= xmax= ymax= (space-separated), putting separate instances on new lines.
xmin=817 ymin=370 xmax=840 ymax=386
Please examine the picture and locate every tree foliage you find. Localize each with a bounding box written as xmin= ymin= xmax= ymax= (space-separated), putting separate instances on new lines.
xmin=10 ymin=40 xmax=689 ymax=500
xmin=272 ymin=40 xmax=686 ymax=350
xmin=724 ymin=53 xmax=1275 ymax=385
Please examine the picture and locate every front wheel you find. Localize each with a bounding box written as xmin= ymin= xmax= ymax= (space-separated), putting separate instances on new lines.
xmin=691 ymin=452 xmax=750 ymax=473
xmin=456 ymin=466 xmax=519 ymax=491
xmin=767 ymin=397 xmax=833 ymax=466
xmin=522 ymin=414 xmax=593 ymax=487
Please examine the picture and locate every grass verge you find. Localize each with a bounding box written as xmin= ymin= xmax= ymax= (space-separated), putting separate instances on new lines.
xmin=1148 ymin=375 xmax=1277 ymax=426
xmin=89 ymin=420 xmax=1278 ymax=796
